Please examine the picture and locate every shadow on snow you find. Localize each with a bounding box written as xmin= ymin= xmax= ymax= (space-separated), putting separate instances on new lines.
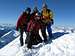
xmin=52 ymin=32 xmax=69 ymax=39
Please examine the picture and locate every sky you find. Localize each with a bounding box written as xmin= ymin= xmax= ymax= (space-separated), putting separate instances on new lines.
xmin=0 ymin=0 xmax=75 ymax=27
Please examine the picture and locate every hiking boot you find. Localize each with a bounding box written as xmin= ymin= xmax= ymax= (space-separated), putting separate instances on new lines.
xmin=44 ymin=39 xmax=47 ymax=43
xmin=27 ymin=44 xmax=32 ymax=49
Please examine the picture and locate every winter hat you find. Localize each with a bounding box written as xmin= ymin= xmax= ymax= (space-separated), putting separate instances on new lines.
xmin=25 ymin=7 xmax=31 ymax=13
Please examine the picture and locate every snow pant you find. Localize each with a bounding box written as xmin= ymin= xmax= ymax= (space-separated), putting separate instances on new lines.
xmin=41 ymin=22 xmax=53 ymax=42
xmin=20 ymin=25 xmax=27 ymax=46
xmin=41 ymin=24 xmax=47 ymax=42
xmin=47 ymin=22 xmax=53 ymax=40
xmin=27 ymin=30 xmax=42 ymax=49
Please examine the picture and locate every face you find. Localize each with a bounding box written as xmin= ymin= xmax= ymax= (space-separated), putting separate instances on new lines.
xmin=35 ymin=13 xmax=38 ymax=16
xmin=43 ymin=7 xmax=47 ymax=11
xmin=26 ymin=11 xmax=30 ymax=14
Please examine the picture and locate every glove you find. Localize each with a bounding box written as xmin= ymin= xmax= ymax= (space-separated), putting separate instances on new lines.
xmin=18 ymin=28 xmax=21 ymax=32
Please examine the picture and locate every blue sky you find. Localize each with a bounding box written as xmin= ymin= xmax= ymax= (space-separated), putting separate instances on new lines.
xmin=0 ymin=0 xmax=75 ymax=27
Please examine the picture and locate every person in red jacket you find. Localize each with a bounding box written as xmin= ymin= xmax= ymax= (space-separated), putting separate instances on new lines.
xmin=26 ymin=7 xmax=43 ymax=49
xmin=16 ymin=7 xmax=31 ymax=46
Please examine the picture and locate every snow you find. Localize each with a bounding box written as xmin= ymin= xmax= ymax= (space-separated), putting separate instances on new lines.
xmin=0 ymin=32 xmax=26 ymax=56
xmin=0 ymin=28 xmax=75 ymax=56
xmin=0 ymin=31 xmax=20 ymax=56
xmin=0 ymin=28 xmax=4 ymax=30
xmin=13 ymin=30 xmax=20 ymax=37
xmin=1 ymin=31 xmax=12 ymax=38
xmin=0 ymin=30 xmax=20 ymax=49
xmin=36 ymin=33 xmax=75 ymax=56
xmin=0 ymin=39 xmax=19 ymax=56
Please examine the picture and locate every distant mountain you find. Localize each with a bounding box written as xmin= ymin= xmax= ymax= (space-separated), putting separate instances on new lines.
xmin=52 ymin=26 xmax=75 ymax=33
xmin=0 ymin=24 xmax=16 ymax=37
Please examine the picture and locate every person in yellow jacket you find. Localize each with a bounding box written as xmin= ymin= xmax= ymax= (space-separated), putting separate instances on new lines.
xmin=41 ymin=3 xmax=54 ymax=43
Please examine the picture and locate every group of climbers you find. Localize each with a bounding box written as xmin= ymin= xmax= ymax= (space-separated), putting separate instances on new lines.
xmin=16 ymin=4 xmax=54 ymax=49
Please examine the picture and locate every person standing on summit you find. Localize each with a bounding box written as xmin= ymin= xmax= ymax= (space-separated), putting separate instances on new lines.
xmin=41 ymin=4 xmax=54 ymax=43
xmin=26 ymin=7 xmax=43 ymax=49
xmin=16 ymin=7 xmax=31 ymax=46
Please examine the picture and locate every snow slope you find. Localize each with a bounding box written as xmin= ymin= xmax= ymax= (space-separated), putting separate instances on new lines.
xmin=0 ymin=28 xmax=75 ymax=56
xmin=36 ymin=33 xmax=75 ymax=56
xmin=0 ymin=30 xmax=19 ymax=49
xmin=0 ymin=32 xmax=25 ymax=56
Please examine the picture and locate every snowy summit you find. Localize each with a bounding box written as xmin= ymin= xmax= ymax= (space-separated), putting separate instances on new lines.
xmin=0 ymin=27 xmax=75 ymax=56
